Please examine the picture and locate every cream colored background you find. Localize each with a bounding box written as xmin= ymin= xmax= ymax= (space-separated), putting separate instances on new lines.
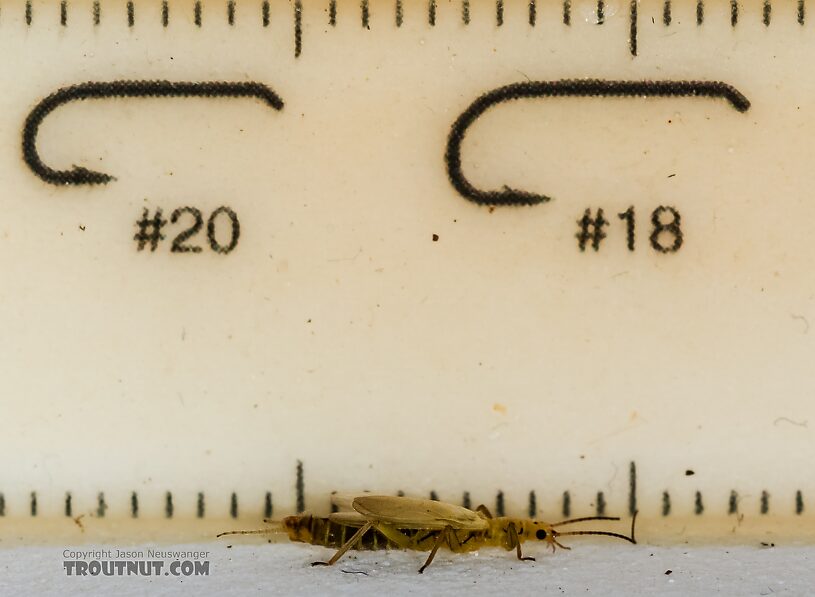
xmin=0 ymin=0 xmax=812 ymax=535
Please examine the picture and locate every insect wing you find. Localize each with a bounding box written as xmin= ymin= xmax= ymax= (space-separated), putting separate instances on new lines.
xmin=330 ymin=492 xmax=370 ymax=512
xmin=328 ymin=511 xmax=369 ymax=527
xmin=352 ymin=496 xmax=489 ymax=531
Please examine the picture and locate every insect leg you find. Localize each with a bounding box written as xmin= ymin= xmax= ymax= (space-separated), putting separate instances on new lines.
xmin=446 ymin=528 xmax=464 ymax=553
xmin=412 ymin=530 xmax=435 ymax=545
xmin=476 ymin=505 xmax=493 ymax=519
xmin=370 ymin=523 xmax=413 ymax=549
xmin=418 ymin=526 xmax=454 ymax=574
xmin=311 ymin=521 xmax=374 ymax=567
xmin=507 ymin=523 xmax=535 ymax=562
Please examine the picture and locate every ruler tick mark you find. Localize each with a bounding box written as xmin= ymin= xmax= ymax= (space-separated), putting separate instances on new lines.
xmin=162 ymin=0 xmax=169 ymax=27
xmin=496 ymin=0 xmax=504 ymax=27
xmin=760 ymin=490 xmax=769 ymax=514
xmin=629 ymin=461 xmax=637 ymax=516
xmin=127 ymin=1 xmax=134 ymax=27
xmin=131 ymin=491 xmax=138 ymax=518
xmin=194 ymin=1 xmax=202 ymax=27
xmin=93 ymin=1 xmax=100 ymax=25
xmin=25 ymin=1 xmax=32 ymax=27
xmin=165 ymin=491 xmax=174 ymax=518
xmin=197 ymin=492 xmax=205 ymax=518
xmin=528 ymin=491 xmax=537 ymax=518
xmin=65 ymin=493 xmax=72 ymax=517
xmin=529 ymin=0 xmax=536 ymax=26
xmin=262 ymin=0 xmax=269 ymax=27
xmin=462 ymin=0 xmax=470 ymax=25
xmin=596 ymin=491 xmax=606 ymax=516
xmin=495 ymin=491 xmax=505 ymax=517
xmin=629 ymin=0 xmax=638 ymax=56
xmin=428 ymin=0 xmax=436 ymax=26
xmin=731 ymin=0 xmax=738 ymax=27
xmin=663 ymin=0 xmax=671 ymax=26
xmin=796 ymin=490 xmax=804 ymax=514
xmin=597 ymin=0 xmax=605 ymax=24
xmin=296 ymin=460 xmax=305 ymax=513
xmin=60 ymin=1 xmax=67 ymax=27
xmin=230 ymin=492 xmax=238 ymax=518
xmin=228 ymin=0 xmax=235 ymax=26
xmin=562 ymin=491 xmax=571 ymax=517
xmin=696 ymin=0 xmax=704 ymax=25
xmin=264 ymin=492 xmax=273 ymax=519
xmin=729 ymin=490 xmax=739 ymax=514
xmin=30 ymin=492 xmax=37 ymax=517
xmin=662 ymin=491 xmax=671 ymax=516
xmin=694 ymin=491 xmax=704 ymax=515
xmin=799 ymin=0 xmax=806 ymax=24
xmin=329 ymin=0 xmax=337 ymax=26
xmin=762 ymin=0 xmax=771 ymax=26
xmin=429 ymin=490 xmax=439 ymax=501
xmin=97 ymin=492 xmax=107 ymax=518
xmin=462 ymin=491 xmax=471 ymax=509
xmin=396 ymin=0 xmax=403 ymax=26
xmin=563 ymin=0 xmax=571 ymax=25
xmin=295 ymin=0 xmax=303 ymax=56
xmin=361 ymin=0 xmax=369 ymax=29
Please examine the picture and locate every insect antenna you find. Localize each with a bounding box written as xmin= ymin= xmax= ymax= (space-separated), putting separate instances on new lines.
xmin=551 ymin=515 xmax=620 ymax=527
xmin=554 ymin=530 xmax=636 ymax=544
xmin=554 ymin=511 xmax=638 ymax=544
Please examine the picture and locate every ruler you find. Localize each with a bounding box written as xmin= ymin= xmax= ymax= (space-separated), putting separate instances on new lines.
xmin=0 ymin=0 xmax=813 ymax=543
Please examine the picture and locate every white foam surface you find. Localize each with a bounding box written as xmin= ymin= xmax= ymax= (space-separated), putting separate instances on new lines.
xmin=0 ymin=542 xmax=810 ymax=596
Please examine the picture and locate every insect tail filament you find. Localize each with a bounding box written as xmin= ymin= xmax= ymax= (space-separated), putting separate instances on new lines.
xmin=215 ymin=528 xmax=275 ymax=538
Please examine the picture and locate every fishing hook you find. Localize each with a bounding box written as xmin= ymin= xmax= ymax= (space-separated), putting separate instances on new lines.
xmin=22 ymin=80 xmax=285 ymax=185
xmin=445 ymin=79 xmax=750 ymax=206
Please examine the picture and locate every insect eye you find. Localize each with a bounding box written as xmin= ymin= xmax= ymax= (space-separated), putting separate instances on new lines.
xmin=536 ymin=529 xmax=547 ymax=540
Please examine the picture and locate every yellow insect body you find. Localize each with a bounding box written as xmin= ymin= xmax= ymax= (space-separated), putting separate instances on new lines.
xmin=219 ymin=495 xmax=636 ymax=573
xmin=284 ymin=495 xmax=638 ymax=573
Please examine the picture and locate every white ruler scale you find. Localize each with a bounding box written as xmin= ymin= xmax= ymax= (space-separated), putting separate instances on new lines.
xmin=0 ymin=0 xmax=813 ymax=543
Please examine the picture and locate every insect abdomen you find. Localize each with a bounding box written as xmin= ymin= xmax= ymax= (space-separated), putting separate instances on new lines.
xmin=282 ymin=515 xmax=398 ymax=551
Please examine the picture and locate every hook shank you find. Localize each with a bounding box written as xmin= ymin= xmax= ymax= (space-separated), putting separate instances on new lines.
xmin=22 ymin=80 xmax=285 ymax=186
xmin=445 ymin=79 xmax=750 ymax=207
